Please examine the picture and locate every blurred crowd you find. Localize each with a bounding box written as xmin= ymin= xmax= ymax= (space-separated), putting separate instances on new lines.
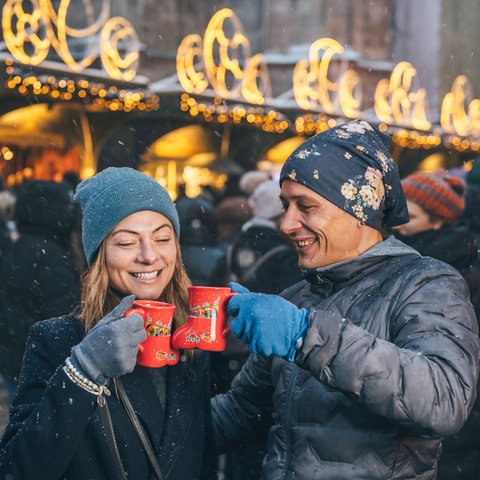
xmin=1 ymin=151 xmax=480 ymax=479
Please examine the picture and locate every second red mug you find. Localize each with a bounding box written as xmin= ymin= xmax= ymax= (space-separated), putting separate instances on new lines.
xmin=171 ymin=286 xmax=235 ymax=351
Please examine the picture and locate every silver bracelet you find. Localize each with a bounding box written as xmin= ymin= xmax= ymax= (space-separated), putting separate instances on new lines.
xmin=64 ymin=357 xmax=105 ymax=396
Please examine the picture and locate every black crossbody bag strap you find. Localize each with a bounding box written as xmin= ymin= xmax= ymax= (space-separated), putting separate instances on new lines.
xmin=114 ymin=378 xmax=165 ymax=480
xmin=97 ymin=396 xmax=128 ymax=480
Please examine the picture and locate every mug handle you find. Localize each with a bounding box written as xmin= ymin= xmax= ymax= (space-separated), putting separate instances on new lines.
xmin=125 ymin=308 xmax=146 ymax=352
xmin=222 ymin=292 xmax=238 ymax=336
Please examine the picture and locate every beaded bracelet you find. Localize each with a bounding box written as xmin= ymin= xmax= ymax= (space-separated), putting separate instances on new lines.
xmin=64 ymin=357 xmax=109 ymax=400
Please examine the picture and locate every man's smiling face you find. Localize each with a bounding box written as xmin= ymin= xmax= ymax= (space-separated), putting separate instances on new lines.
xmin=280 ymin=180 xmax=382 ymax=269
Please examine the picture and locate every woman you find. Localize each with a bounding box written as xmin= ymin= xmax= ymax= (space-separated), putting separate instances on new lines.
xmin=0 ymin=167 xmax=216 ymax=480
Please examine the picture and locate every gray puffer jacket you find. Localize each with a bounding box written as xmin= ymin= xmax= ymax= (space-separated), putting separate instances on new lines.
xmin=212 ymin=236 xmax=480 ymax=479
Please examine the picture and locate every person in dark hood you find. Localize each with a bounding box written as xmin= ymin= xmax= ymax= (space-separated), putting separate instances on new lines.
xmin=224 ymin=179 xmax=303 ymax=294
xmin=392 ymin=168 xmax=480 ymax=480
xmin=215 ymin=180 xmax=303 ymax=480
xmin=0 ymin=180 xmax=81 ymax=402
xmin=212 ymin=120 xmax=480 ymax=480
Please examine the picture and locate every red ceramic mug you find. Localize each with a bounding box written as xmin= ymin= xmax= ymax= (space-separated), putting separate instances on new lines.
xmin=125 ymin=300 xmax=179 ymax=367
xmin=171 ymin=286 xmax=235 ymax=351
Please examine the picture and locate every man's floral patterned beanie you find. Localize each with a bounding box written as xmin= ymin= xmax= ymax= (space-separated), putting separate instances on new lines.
xmin=279 ymin=119 xmax=409 ymax=231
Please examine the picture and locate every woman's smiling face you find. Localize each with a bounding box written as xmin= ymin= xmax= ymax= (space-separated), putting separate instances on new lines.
xmin=105 ymin=210 xmax=177 ymax=300
xmin=392 ymin=199 xmax=443 ymax=236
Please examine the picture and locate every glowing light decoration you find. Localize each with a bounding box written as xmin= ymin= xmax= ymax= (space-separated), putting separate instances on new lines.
xmin=2 ymin=0 xmax=139 ymax=80
xmin=441 ymin=75 xmax=480 ymax=137
xmin=374 ymin=62 xmax=431 ymax=131
xmin=100 ymin=17 xmax=140 ymax=81
xmin=2 ymin=0 xmax=50 ymax=64
xmin=3 ymin=59 xmax=159 ymax=112
xmin=293 ymin=38 xmax=362 ymax=117
xmin=176 ymin=8 xmax=271 ymax=104
xmin=4 ymin=5 xmax=480 ymax=152
xmin=179 ymin=93 xmax=290 ymax=133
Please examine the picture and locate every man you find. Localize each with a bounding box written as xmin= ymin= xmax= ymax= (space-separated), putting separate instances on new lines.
xmin=212 ymin=120 xmax=480 ymax=479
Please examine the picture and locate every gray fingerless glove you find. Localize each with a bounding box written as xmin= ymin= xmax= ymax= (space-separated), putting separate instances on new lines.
xmin=70 ymin=295 xmax=147 ymax=385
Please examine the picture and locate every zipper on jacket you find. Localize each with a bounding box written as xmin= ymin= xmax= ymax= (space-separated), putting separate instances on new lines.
xmin=97 ymin=387 xmax=128 ymax=480
xmin=281 ymin=364 xmax=299 ymax=480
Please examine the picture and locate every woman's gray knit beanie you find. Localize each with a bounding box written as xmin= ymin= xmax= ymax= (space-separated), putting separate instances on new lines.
xmin=74 ymin=167 xmax=180 ymax=266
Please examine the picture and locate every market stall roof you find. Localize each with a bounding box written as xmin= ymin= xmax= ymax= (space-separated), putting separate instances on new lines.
xmin=0 ymin=102 xmax=92 ymax=149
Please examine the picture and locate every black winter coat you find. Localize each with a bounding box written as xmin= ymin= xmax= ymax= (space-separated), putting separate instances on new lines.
xmin=0 ymin=181 xmax=81 ymax=379
xmin=181 ymin=244 xmax=226 ymax=287
xmin=0 ymin=316 xmax=216 ymax=480
xmin=394 ymin=224 xmax=480 ymax=318
xmin=212 ymin=236 xmax=480 ymax=480
xmin=394 ymin=226 xmax=480 ymax=480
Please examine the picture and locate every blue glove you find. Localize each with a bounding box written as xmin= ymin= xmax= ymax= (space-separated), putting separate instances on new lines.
xmin=70 ymin=295 xmax=147 ymax=385
xmin=227 ymin=282 xmax=309 ymax=361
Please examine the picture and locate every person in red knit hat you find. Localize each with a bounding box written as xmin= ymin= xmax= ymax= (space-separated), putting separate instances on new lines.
xmin=395 ymin=168 xmax=467 ymax=234
xmin=393 ymin=169 xmax=479 ymax=304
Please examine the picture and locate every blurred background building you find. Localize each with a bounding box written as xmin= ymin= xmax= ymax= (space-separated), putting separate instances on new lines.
xmin=1 ymin=0 xmax=480 ymax=197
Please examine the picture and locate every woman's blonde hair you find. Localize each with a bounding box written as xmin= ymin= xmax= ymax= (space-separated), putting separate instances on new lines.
xmin=78 ymin=236 xmax=196 ymax=358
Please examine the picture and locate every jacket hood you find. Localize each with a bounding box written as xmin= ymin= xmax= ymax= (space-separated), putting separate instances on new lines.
xmin=176 ymin=196 xmax=217 ymax=246
xmin=303 ymin=236 xmax=419 ymax=293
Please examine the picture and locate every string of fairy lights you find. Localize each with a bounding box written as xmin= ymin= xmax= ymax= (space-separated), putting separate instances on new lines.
xmin=3 ymin=54 xmax=480 ymax=158
xmin=3 ymin=59 xmax=159 ymax=113
xmin=2 ymin=0 xmax=480 ymax=181
xmin=179 ymin=92 xmax=480 ymax=153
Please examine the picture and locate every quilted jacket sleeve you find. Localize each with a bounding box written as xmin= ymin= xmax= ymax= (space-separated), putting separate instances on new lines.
xmin=296 ymin=262 xmax=480 ymax=437
xmin=212 ymin=353 xmax=275 ymax=453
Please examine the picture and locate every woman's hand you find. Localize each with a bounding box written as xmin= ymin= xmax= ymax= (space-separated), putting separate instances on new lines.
xmin=70 ymin=295 xmax=147 ymax=385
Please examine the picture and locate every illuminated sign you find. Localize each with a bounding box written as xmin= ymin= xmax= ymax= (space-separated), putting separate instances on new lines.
xmin=2 ymin=0 xmax=139 ymax=81
xmin=3 ymin=5 xmax=480 ymax=149
xmin=176 ymin=8 xmax=270 ymax=104
xmin=374 ymin=61 xmax=431 ymax=131
xmin=440 ymin=75 xmax=480 ymax=137
xmin=176 ymin=8 xmax=480 ymax=149
xmin=293 ymin=37 xmax=361 ymax=118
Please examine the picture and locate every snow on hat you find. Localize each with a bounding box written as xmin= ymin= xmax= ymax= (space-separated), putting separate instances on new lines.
xmin=280 ymin=120 xmax=409 ymax=231
xmin=248 ymin=179 xmax=283 ymax=220
xmin=401 ymin=168 xmax=466 ymax=223
xmin=75 ymin=167 xmax=180 ymax=266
